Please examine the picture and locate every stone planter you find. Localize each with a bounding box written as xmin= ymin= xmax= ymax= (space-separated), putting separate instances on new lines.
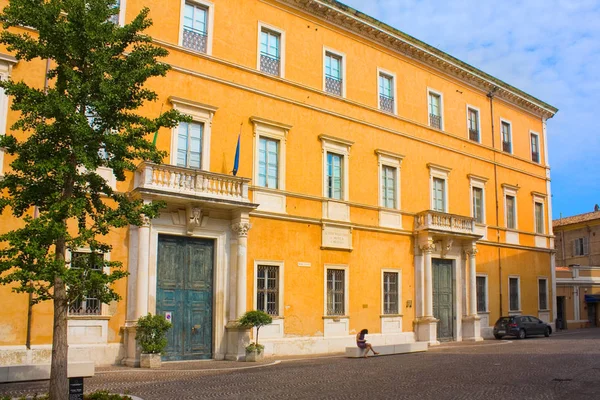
xmin=140 ymin=353 xmax=162 ymax=369
xmin=245 ymin=349 xmax=264 ymax=362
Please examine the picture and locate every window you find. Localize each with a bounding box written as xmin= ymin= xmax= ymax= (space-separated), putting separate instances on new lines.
xmin=383 ymin=271 xmax=399 ymax=315
xmin=326 ymin=268 xmax=345 ymax=316
xmin=259 ymin=27 xmax=282 ymax=76
xmin=573 ymin=237 xmax=589 ymax=256
xmin=432 ymin=177 xmax=446 ymax=212
xmin=108 ymin=0 xmax=125 ymax=25
xmin=378 ymin=71 xmax=395 ymax=114
xmin=535 ymin=201 xmax=544 ymax=234
xmin=324 ymin=50 xmax=344 ymax=96
xmin=467 ymin=106 xmax=480 ymax=142
xmin=180 ymin=0 xmax=214 ymax=54
xmin=506 ymin=195 xmax=516 ymax=229
xmin=472 ymin=187 xmax=484 ymax=223
xmin=381 ymin=165 xmax=397 ymax=208
xmin=428 ymin=90 xmax=443 ymax=129
xmin=476 ymin=276 xmax=487 ymax=312
xmin=258 ymin=137 xmax=279 ymax=188
xmin=176 ymin=121 xmax=203 ymax=169
xmin=257 ymin=265 xmax=279 ymax=316
xmin=531 ymin=132 xmax=540 ymax=163
xmin=509 ymin=277 xmax=520 ymax=311
xmin=68 ymin=252 xmax=105 ymax=316
xmin=501 ymin=120 xmax=512 ymax=153
xmin=538 ymin=278 xmax=548 ymax=310
xmin=326 ymin=152 xmax=343 ymax=200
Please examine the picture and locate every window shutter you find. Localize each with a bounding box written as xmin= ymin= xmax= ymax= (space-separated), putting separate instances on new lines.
xmin=572 ymin=239 xmax=577 ymax=257
xmin=584 ymin=236 xmax=589 ymax=256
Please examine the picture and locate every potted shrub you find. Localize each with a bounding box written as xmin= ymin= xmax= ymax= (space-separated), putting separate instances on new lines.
xmin=135 ymin=313 xmax=172 ymax=368
xmin=238 ymin=310 xmax=272 ymax=362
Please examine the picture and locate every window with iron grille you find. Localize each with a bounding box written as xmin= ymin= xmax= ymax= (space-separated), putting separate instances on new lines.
xmin=381 ymin=165 xmax=396 ymax=208
xmin=501 ymin=121 xmax=512 ymax=153
xmin=177 ymin=121 xmax=203 ymax=169
xmin=531 ymin=133 xmax=540 ymax=163
xmin=476 ymin=276 xmax=487 ymax=312
xmin=428 ymin=92 xmax=442 ymax=129
xmin=68 ymin=252 xmax=104 ymax=316
xmin=383 ymin=272 xmax=399 ymax=314
xmin=535 ymin=202 xmax=544 ymax=234
xmin=472 ymin=187 xmax=484 ymax=223
xmin=538 ymin=279 xmax=548 ymax=310
xmin=506 ymin=195 xmax=516 ymax=229
xmin=468 ymin=107 xmax=479 ymax=142
xmin=258 ymin=137 xmax=279 ymax=188
xmin=325 ymin=52 xmax=343 ymax=96
xmin=327 ymin=269 xmax=345 ymax=316
xmin=260 ymin=28 xmax=281 ymax=76
xmin=326 ymin=152 xmax=343 ymax=200
xmin=257 ymin=265 xmax=279 ymax=316
xmin=509 ymin=277 xmax=520 ymax=311
xmin=379 ymin=73 xmax=394 ymax=113
xmin=183 ymin=2 xmax=208 ymax=53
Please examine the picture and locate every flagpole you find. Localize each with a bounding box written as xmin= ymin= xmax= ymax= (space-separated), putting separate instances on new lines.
xmin=232 ymin=122 xmax=242 ymax=176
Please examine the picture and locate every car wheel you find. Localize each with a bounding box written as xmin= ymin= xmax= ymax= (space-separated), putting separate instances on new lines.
xmin=518 ymin=329 xmax=526 ymax=339
xmin=544 ymin=327 xmax=550 ymax=337
xmin=494 ymin=334 xmax=503 ymax=340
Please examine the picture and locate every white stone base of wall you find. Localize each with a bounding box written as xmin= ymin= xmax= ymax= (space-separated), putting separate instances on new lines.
xmin=0 ymin=343 xmax=124 ymax=367
xmin=480 ymin=327 xmax=494 ymax=339
xmin=261 ymin=332 xmax=416 ymax=357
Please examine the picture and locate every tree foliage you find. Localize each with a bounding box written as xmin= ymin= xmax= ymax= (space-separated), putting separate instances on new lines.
xmin=238 ymin=310 xmax=273 ymax=348
xmin=135 ymin=313 xmax=172 ymax=354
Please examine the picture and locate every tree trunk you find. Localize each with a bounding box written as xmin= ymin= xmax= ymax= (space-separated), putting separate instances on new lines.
xmin=49 ymin=242 xmax=69 ymax=400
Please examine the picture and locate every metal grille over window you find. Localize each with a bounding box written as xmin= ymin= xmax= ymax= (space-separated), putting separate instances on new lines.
xmin=257 ymin=265 xmax=279 ymax=316
xmin=428 ymin=92 xmax=442 ymax=129
xmin=260 ymin=29 xmax=281 ymax=76
xmin=380 ymin=95 xmax=394 ymax=114
xmin=468 ymin=108 xmax=479 ymax=141
xmin=509 ymin=278 xmax=519 ymax=311
xmin=501 ymin=122 xmax=512 ymax=153
xmin=383 ymin=272 xmax=399 ymax=314
xmin=183 ymin=3 xmax=208 ymax=53
xmin=538 ymin=279 xmax=548 ymax=310
xmin=68 ymin=252 xmax=103 ymax=316
xmin=260 ymin=53 xmax=280 ymax=76
xmin=325 ymin=52 xmax=343 ymax=96
xmin=429 ymin=113 xmax=441 ymax=129
xmin=325 ymin=75 xmax=342 ymax=96
xmin=476 ymin=276 xmax=486 ymax=312
xmin=327 ymin=269 xmax=345 ymax=316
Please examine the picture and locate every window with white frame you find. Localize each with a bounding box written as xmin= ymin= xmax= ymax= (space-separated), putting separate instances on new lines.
xmin=0 ymin=55 xmax=17 ymax=178
xmin=382 ymin=271 xmax=399 ymax=315
xmin=472 ymin=186 xmax=484 ymax=224
xmin=509 ymin=276 xmax=520 ymax=311
xmin=428 ymin=90 xmax=443 ymax=129
xmin=534 ymin=200 xmax=544 ymax=234
xmin=256 ymin=265 xmax=279 ymax=316
xmin=378 ymin=70 xmax=395 ymax=114
xmin=320 ymin=135 xmax=352 ymax=202
xmin=501 ymin=120 xmax=512 ymax=153
xmin=109 ymin=0 xmax=126 ymax=25
xmin=476 ymin=275 xmax=487 ymax=312
xmin=326 ymin=268 xmax=346 ymax=316
xmin=170 ymin=96 xmax=216 ymax=171
xmin=259 ymin=25 xmax=283 ymax=77
xmin=324 ymin=49 xmax=344 ymax=97
xmin=573 ymin=237 xmax=589 ymax=256
xmin=538 ymin=278 xmax=548 ymax=310
xmin=530 ymin=132 xmax=540 ymax=163
xmin=429 ymin=164 xmax=450 ymax=213
xmin=506 ymin=194 xmax=516 ymax=229
xmin=180 ymin=0 xmax=213 ymax=54
xmin=251 ymin=117 xmax=290 ymax=200
xmin=258 ymin=137 xmax=279 ymax=188
xmin=381 ymin=165 xmax=397 ymax=208
xmin=467 ymin=106 xmax=480 ymax=142
xmin=68 ymin=252 xmax=105 ymax=316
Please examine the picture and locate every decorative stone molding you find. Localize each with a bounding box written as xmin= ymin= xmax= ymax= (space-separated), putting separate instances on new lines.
xmin=464 ymin=245 xmax=478 ymax=257
xmin=231 ymin=222 xmax=251 ymax=237
xmin=440 ymin=238 xmax=453 ymax=258
xmin=140 ymin=214 xmax=151 ymax=227
xmin=278 ymin=0 xmax=557 ymax=119
xmin=420 ymin=242 xmax=435 ymax=254
xmin=187 ymin=207 xmax=202 ymax=233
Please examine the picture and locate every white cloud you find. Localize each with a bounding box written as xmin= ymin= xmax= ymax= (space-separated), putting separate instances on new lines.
xmin=342 ymin=0 xmax=600 ymax=217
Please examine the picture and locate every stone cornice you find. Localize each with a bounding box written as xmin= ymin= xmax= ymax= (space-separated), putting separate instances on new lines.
xmin=279 ymin=0 xmax=558 ymax=119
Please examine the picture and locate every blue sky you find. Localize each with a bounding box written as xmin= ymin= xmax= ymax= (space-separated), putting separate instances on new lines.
xmin=341 ymin=0 xmax=600 ymax=220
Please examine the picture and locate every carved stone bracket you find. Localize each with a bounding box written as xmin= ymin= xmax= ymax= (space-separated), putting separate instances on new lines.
xmin=464 ymin=244 xmax=478 ymax=257
xmin=187 ymin=207 xmax=202 ymax=233
xmin=441 ymin=238 xmax=453 ymax=258
xmin=140 ymin=214 xmax=151 ymax=228
xmin=420 ymin=241 xmax=436 ymax=254
xmin=231 ymin=222 xmax=252 ymax=237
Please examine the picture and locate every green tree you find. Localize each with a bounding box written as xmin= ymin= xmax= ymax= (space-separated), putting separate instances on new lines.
xmin=238 ymin=310 xmax=273 ymax=349
xmin=0 ymin=1 xmax=187 ymax=398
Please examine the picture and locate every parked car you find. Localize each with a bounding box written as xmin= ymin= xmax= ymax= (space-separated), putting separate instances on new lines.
xmin=493 ymin=315 xmax=552 ymax=340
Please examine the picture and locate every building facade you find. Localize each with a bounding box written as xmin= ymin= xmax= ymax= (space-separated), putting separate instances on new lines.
xmin=554 ymin=209 xmax=600 ymax=329
xmin=0 ymin=0 xmax=558 ymax=366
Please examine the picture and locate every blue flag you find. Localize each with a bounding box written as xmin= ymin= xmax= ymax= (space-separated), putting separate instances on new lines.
xmin=232 ymin=133 xmax=241 ymax=176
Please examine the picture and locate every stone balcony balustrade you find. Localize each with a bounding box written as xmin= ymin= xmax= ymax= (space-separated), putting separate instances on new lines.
xmin=415 ymin=210 xmax=476 ymax=235
xmin=134 ymin=162 xmax=251 ymax=204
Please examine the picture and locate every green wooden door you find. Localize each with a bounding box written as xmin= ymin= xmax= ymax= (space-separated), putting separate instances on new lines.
xmin=156 ymin=235 xmax=214 ymax=361
xmin=433 ymin=258 xmax=454 ymax=341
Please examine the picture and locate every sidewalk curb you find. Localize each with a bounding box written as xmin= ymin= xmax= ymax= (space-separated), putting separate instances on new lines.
xmin=96 ymin=360 xmax=281 ymax=374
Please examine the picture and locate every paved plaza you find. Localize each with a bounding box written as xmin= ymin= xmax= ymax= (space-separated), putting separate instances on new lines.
xmin=1 ymin=329 xmax=600 ymax=399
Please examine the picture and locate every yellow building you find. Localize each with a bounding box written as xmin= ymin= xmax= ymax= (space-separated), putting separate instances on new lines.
xmin=554 ymin=209 xmax=600 ymax=329
xmin=0 ymin=0 xmax=558 ymax=366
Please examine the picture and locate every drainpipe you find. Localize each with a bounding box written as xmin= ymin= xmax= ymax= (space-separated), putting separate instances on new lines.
xmin=487 ymin=87 xmax=502 ymax=316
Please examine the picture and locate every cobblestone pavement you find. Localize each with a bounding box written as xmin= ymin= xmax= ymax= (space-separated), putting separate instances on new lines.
xmin=2 ymin=328 xmax=599 ymax=399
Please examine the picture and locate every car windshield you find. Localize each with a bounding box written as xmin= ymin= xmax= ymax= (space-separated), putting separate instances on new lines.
xmin=497 ymin=317 xmax=512 ymax=324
